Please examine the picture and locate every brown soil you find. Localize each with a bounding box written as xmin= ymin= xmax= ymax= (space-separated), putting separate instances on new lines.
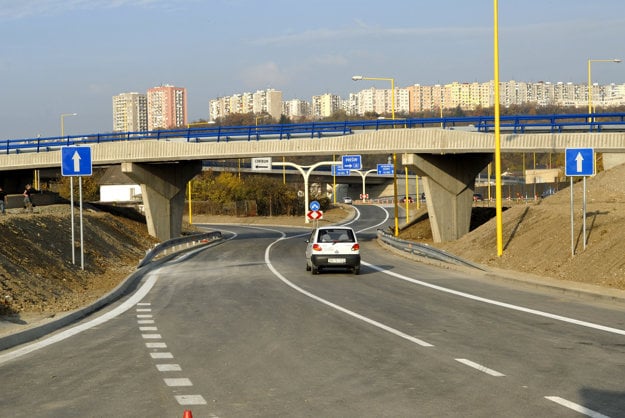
xmin=1 ymin=163 xmax=624 ymax=322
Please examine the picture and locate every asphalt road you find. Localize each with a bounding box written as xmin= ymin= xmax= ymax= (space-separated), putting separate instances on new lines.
xmin=1 ymin=205 xmax=624 ymax=417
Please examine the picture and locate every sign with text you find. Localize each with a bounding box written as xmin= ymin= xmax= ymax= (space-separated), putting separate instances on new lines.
xmin=377 ymin=164 xmax=394 ymax=175
xmin=341 ymin=155 xmax=362 ymax=170
xmin=332 ymin=166 xmax=351 ymax=176
xmin=251 ymin=157 xmax=272 ymax=171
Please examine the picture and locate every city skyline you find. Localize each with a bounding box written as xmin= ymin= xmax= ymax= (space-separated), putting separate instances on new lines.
xmin=2 ymin=0 xmax=625 ymax=139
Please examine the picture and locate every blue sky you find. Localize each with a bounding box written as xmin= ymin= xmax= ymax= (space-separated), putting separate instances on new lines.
xmin=1 ymin=0 xmax=625 ymax=139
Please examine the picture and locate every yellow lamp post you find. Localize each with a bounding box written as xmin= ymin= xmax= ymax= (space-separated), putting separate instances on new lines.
xmin=352 ymin=74 xmax=399 ymax=235
xmin=587 ymin=58 xmax=621 ymax=117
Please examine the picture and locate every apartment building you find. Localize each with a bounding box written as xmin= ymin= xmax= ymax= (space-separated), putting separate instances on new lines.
xmin=112 ymin=92 xmax=147 ymax=132
xmin=209 ymin=89 xmax=282 ymax=121
xmin=311 ymin=93 xmax=342 ymax=118
xmin=147 ymin=85 xmax=187 ymax=130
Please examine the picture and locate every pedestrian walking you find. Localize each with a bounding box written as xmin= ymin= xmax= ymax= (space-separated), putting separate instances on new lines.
xmin=23 ymin=184 xmax=34 ymax=213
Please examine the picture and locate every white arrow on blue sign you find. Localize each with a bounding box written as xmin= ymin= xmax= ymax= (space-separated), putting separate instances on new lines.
xmin=309 ymin=200 xmax=321 ymax=211
xmin=342 ymin=155 xmax=362 ymax=170
xmin=61 ymin=146 xmax=93 ymax=176
xmin=565 ymin=148 xmax=594 ymax=177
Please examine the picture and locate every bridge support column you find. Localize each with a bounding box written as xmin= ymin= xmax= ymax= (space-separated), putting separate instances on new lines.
xmin=602 ymin=153 xmax=625 ymax=171
xmin=403 ymin=153 xmax=492 ymax=243
xmin=121 ymin=161 xmax=202 ymax=241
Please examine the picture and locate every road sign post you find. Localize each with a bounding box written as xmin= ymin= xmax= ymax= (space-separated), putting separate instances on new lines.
xmin=565 ymin=148 xmax=594 ymax=255
xmin=61 ymin=147 xmax=92 ymax=270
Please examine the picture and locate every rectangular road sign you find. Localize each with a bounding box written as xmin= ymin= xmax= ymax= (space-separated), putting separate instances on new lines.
xmin=61 ymin=146 xmax=92 ymax=176
xmin=332 ymin=166 xmax=351 ymax=176
xmin=341 ymin=155 xmax=362 ymax=170
xmin=377 ymin=164 xmax=394 ymax=175
xmin=252 ymin=157 xmax=272 ymax=171
xmin=565 ymin=148 xmax=594 ymax=177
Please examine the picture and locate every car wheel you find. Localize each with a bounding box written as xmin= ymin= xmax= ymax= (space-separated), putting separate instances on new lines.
xmin=311 ymin=265 xmax=319 ymax=275
xmin=306 ymin=262 xmax=311 ymax=271
xmin=353 ymin=266 xmax=360 ymax=275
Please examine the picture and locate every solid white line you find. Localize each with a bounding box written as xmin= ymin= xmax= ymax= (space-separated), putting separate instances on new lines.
xmin=545 ymin=396 xmax=611 ymax=418
xmin=265 ymin=230 xmax=434 ymax=348
xmin=365 ymin=262 xmax=625 ymax=336
xmin=175 ymin=395 xmax=207 ymax=405
xmin=455 ymin=358 xmax=505 ymax=377
xmin=0 ymin=273 xmax=159 ymax=365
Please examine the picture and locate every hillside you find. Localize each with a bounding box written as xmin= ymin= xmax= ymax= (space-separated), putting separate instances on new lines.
xmin=402 ymin=162 xmax=625 ymax=291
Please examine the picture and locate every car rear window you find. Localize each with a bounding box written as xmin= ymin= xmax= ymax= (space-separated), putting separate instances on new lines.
xmin=317 ymin=229 xmax=355 ymax=243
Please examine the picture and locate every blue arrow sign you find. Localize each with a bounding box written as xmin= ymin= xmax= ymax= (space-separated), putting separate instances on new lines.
xmin=377 ymin=164 xmax=394 ymax=175
xmin=342 ymin=155 xmax=362 ymax=170
xmin=565 ymin=148 xmax=594 ymax=177
xmin=61 ymin=146 xmax=92 ymax=176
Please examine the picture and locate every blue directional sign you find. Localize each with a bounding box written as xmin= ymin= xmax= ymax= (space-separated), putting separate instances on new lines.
xmin=332 ymin=165 xmax=351 ymax=176
xmin=341 ymin=155 xmax=362 ymax=170
xmin=377 ymin=164 xmax=394 ymax=175
xmin=61 ymin=146 xmax=92 ymax=176
xmin=309 ymin=200 xmax=321 ymax=211
xmin=565 ymin=148 xmax=594 ymax=177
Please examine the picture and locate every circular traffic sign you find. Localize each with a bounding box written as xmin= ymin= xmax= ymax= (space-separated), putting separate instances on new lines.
xmin=309 ymin=200 xmax=320 ymax=211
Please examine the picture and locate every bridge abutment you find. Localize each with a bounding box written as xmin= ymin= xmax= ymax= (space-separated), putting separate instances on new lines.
xmin=121 ymin=161 xmax=202 ymax=241
xmin=403 ymin=153 xmax=492 ymax=242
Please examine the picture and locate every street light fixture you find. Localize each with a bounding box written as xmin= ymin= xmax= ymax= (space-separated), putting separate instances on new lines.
xmin=60 ymin=113 xmax=78 ymax=138
xmin=353 ymin=74 xmax=399 ymax=236
xmin=587 ymin=58 xmax=621 ymax=116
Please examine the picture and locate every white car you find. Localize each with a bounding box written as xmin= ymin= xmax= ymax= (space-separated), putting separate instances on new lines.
xmin=343 ymin=196 xmax=353 ymax=204
xmin=305 ymin=226 xmax=360 ymax=275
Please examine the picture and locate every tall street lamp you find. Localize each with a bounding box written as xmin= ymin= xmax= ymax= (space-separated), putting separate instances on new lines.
xmin=587 ymin=58 xmax=621 ymax=116
xmin=60 ymin=112 xmax=78 ymax=138
xmin=353 ymin=74 xmax=399 ymax=235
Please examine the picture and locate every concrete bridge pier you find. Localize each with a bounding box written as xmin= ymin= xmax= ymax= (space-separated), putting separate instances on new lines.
xmin=403 ymin=153 xmax=492 ymax=242
xmin=121 ymin=161 xmax=202 ymax=241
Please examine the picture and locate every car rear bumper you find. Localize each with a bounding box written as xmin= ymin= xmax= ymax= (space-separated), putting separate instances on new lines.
xmin=311 ymin=254 xmax=360 ymax=268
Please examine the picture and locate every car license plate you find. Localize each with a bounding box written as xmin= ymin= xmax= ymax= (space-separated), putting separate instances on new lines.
xmin=328 ymin=258 xmax=346 ymax=264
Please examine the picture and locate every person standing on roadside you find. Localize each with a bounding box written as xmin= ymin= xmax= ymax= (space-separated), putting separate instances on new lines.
xmin=0 ymin=186 xmax=7 ymax=214
xmin=23 ymin=184 xmax=34 ymax=213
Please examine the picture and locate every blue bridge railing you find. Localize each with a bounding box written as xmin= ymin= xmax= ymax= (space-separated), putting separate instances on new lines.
xmin=3 ymin=112 xmax=625 ymax=155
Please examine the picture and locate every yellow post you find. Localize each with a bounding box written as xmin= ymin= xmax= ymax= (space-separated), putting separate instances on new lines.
xmin=187 ymin=181 xmax=193 ymax=225
xmin=493 ymin=0 xmax=504 ymax=256
xmin=404 ymin=167 xmax=409 ymax=223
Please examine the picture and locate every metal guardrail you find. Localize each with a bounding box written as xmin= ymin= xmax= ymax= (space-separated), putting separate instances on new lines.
xmin=138 ymin=231 xmax=222 ymax=268
xmin=376 ymin=229 xmax=486 ymax=271
xmin=4 ymin=112 xmax=625 ymax=155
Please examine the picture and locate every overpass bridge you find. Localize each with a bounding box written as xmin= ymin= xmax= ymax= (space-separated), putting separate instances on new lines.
xmin=2 ymin=113 xmax=625 ymax=242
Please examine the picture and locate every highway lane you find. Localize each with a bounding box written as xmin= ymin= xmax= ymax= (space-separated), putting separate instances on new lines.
xmin=0 ymin=205 xmax=623 ymax=417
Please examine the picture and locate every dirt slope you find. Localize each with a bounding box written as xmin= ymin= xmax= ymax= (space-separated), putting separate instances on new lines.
xmin=404 ymin=162 xmax=625 ymax=290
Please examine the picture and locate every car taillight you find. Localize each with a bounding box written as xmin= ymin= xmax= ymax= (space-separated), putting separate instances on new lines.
xmin=312 ymin=243 xmax=323 ymax=251
xmin=351 ymin=243 xmax=360 ymax=251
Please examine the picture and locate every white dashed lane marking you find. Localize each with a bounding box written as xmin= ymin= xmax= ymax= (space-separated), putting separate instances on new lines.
xmin=136 ymin=302 xmax=207 ymax=407
xmin=455 ymin=358 xmax=505 ymax=377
